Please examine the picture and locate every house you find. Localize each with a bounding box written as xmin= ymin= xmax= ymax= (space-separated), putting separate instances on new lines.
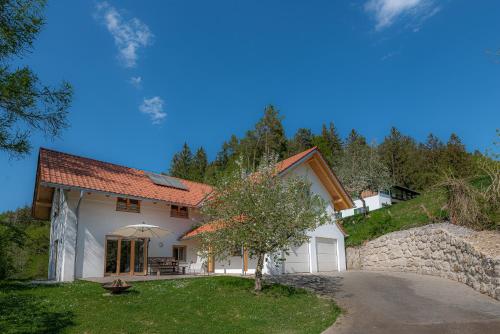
xmin=340 ymin=185 xmax=421 ymax=218
xmin=340 ymin=190 xmax=392 ymax=218
xmin=32 ymin=147 xmax=353 ymax=281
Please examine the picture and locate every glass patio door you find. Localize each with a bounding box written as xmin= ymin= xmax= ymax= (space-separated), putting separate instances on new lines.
xmin=105 ymin=237 xmax=147 ymax=276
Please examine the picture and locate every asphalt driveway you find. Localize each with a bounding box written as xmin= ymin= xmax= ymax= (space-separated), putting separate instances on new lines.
xmin=268 ymin=271 xmax=500 ymax=334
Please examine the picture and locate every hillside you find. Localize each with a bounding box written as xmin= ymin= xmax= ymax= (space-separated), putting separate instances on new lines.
xmin=0 ymin=208 xmax=50 ymax=280
xmin=342 ymin=189 xmax=448 ymax=247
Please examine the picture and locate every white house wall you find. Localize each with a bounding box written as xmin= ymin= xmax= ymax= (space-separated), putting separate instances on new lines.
xmin=53 ymin=191 xmax=204 ymax=281
xmin=341 ymin=193 xmax=392 ymax=218
xmin=214 ymin=255 xmax=257 ymax=274
xmin=287 ymin=163 xmax=347 ymax=272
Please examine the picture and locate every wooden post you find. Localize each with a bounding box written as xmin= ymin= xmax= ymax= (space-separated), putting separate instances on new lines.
xmin=116 ymin=238 xmax=122 ymax=275
xmin=130 ymin=240 xmax=135 ymax=276
xmin=207 ymin=246 xmax=214 ymax=273
xmin=243 ymin=247 xmax=249 ymax=274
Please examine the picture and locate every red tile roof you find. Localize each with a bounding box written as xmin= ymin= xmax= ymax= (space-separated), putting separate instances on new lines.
xmin=276 ymin=147 xmax=317 ymax=174
xmin=182 ymin=215 xmax=246 ymax=240
xmin=37 ymin=148 xmax=212 ymax=207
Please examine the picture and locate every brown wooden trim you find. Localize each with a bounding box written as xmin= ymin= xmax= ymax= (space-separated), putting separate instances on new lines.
xmin=116 ymin=197 xmax=141 ymax=213
xmin=35 ymin=201 xmax=52 ymax=208
xmin=307 ymin=156 xmax=352 ymax=210
xmin=170 ymin=205 xmax=189 ymax=219
xmin=130 ymin=240 xmax=135 ymax=277
xmin=172 ymin=245 xmax=187 ymax=262
xmin=143 ymin=239 xmax=148 ymax=275
xmin=207 ymin=246 xmax=214 ymax=273
xmin=104 ymin=236 xmax=149 ymax=276
xmin=116 ymin=239 xmax=122 ymax=275
xmin=103 ymin=238 xmax=109 ymax=276
xmin=243 ymin=248 xmax=249 ymax=272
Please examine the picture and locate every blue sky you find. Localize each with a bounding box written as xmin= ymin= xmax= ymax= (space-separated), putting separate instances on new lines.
xmin=1 ymin=0 xmax=499 ymax=212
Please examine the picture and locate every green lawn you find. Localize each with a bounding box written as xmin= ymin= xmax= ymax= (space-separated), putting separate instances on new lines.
xmin=343 ymin=189 xmax=448 ymax=246
xmin=0 ymin=276 xmax=340 ymax=334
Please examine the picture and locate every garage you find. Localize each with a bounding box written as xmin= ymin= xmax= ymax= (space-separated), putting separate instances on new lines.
xmin=284 ymin=243 xmax=310 ymax=273
xmin=316 ymin=237 xmax=338 ymax=272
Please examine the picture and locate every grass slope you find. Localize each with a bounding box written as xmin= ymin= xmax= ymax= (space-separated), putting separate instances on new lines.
xmin=342 ymin=189 xmax=447 ymax=247
xmin=0 ymin=276 xmax=340 ymax=334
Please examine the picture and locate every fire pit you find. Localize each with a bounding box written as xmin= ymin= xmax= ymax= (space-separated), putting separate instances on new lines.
xmin=102 ymin=279 xmax=132 ymax=294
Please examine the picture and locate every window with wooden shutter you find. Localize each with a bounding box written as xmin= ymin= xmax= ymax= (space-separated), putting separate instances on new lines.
xmin=116 ymin=197 xmax=141 ymax=213
xmin=170 ymin=205 xmax=189 ymax=218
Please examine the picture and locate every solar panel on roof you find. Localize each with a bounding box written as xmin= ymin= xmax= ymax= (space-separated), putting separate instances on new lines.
xmin=145 ymin=172 xmax=189 ymax=191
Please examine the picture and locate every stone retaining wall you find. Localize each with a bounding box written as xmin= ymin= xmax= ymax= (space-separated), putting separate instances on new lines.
xmin=346 ymin=223 xmax=500 ymax=301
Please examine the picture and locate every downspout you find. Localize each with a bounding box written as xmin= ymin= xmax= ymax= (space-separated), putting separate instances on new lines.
xmin=73 ymin=190 xmax=84 ymax=280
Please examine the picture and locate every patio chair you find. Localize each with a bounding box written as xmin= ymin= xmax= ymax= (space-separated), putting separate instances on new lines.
xmin=187 ymin=260 xmax=206 ymax=275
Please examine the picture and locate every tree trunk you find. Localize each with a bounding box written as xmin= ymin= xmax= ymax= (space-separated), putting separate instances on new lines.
xmin=254 ymin=252 xmax=265 ymax=292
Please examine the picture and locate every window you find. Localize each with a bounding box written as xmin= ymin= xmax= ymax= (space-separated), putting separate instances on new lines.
xmin=116 ymin=197 xmax=141 ymax=213
xmin=173 ymin=245 xmax=187 ymax=262
xmin=170 ymin=205 xmax=189 ymax=218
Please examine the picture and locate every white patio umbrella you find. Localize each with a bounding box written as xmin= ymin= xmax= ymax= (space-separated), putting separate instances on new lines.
xmin=112 ymin=222 xmax=170 ymax=238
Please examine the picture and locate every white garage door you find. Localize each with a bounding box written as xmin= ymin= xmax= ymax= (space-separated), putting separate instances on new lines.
xmin=316 ymin=237 xmax=338 ymax=272
xmin=284 ymin=243 xmax=310 ymax=273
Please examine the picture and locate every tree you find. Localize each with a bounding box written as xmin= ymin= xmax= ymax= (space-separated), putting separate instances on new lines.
xmin=444 ymin=133 xmax=471 ymax=177
xmin=1 ymin=0 xmax=73 ymax=156
xmin=337 ymin=130 xmax=391 ymax=212
xmin=312 ymin=122 xmax=343 ymax=169
xmin=169 ymin=143 xmax=193 ymax=179
xmin=288 ymin=128 xmax=314 ymax=155
xmin=199 ymin=154 xmax=328 ymax=291
xmin=240 ymin=105 xmax=287 ymax=169
xmin=214 ymin=135 xmax=239 ymax=170
xmin=191 ymin=147 xmax=208 ymax=182
xmin=415 ymin=133 xmax=445 ymax=189
xmin=378 ymin=127 xmax=418 ymax=188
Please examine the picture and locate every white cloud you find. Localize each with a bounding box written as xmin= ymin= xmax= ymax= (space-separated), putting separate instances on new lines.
xmin=381 ymin=51 xmax=399 ymax=61
xmin=364 ymin=0 xmax=440 ymax=31
xmin=139 ymin=97 xmax=166 ymax=124
xmin=129 ymin=76 xmax=142 ymax=88
xmin=95 ymin=2 xmax=153 ymax=67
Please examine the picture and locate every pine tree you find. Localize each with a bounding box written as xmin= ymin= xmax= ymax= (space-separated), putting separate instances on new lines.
xmin=215 ymin=135 xmax=239 ymax=170
xmin=169 ymin=143 xmax=193 ymax=180
xmin=378 ymin=127 xmax=418 ymax=188
xmin=313 ymin=122 xmax=343 ymax=168
xmin=191 ymin=147 xmax=208 ymax=182
xmin=288 ymin=128 xmax=314 ymax=155
xmin=241 ymin=105 xmax=287 ymax=169
xmin=1 ymin=0 xmax=73 ymax=156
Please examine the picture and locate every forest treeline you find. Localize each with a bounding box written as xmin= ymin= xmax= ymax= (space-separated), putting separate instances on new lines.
xmin=168 ymin=105 xmax=486 ymax=193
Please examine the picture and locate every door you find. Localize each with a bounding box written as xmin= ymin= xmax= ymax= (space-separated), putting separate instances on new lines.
xmin=105 ymin=237 xmax=147 ymax=276
xmin=316 ymin=237 xmax=338 ymax=272
xmin=284 ymin=243 xmax=310 ymax=273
